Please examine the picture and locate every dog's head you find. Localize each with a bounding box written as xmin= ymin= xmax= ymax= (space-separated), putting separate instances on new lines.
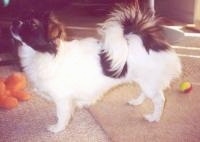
xmin=11 ymin=11 xmax=66 ymax=55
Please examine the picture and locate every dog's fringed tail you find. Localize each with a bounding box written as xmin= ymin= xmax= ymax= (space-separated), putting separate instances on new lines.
xmin=111 ymin=3 xmax=170 ymax=52
xmin=99 ymin=3 xmax=170 ymax=77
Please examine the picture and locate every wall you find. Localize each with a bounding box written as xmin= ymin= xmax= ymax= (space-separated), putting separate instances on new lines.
xmin=194 ymin=0 xmax=200 ymax=29
xmin=156 ymin=0 xmax=195 ymax=23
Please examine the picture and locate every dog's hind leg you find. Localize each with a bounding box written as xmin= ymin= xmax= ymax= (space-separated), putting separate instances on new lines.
xmin=48 ymin=97 xmax=75 ymax=133
xmin=144 ymin=91 xmax=165 ymax=122
xmin=128 ymin=92 xmax=146 ymax=106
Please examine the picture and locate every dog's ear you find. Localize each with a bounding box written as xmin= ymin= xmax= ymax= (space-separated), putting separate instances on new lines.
xmin=44 ymin=12 xmax=66 ymax=44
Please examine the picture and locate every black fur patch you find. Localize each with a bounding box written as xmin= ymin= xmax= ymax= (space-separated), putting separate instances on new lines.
xmin=11 ymin=12 xmax=58 ymax=55
xmin=99 ymin=50 xmax=127 ymax=78
xmin=119 ymin=6 xmax=170 ymax=53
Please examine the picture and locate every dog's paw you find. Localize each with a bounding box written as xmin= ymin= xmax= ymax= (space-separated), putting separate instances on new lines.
xmin=144 ymin=114 xmax=160 ymax=122
xmin=47 ymin=124 xmax=65 ymax=133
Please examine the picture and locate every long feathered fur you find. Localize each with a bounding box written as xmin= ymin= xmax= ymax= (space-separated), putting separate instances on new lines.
xmin=99 ymin=3 xmax=170 ymax=77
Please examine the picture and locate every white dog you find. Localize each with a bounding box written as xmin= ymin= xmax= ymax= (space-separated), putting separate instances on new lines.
xmin=11 ymin=4 xmax=181 ymax=133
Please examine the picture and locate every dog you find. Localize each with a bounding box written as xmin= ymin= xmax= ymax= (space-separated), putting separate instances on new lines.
xmin=10 ymin=3 xmax=182 ymax=133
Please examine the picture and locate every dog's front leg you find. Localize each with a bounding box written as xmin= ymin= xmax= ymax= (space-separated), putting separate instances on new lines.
xmin=48 ymin=98 xmax=75 ymax=133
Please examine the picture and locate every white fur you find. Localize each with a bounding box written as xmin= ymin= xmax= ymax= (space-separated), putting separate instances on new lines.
xmin=98 ymin=21 xmax=129 ymax=77
xmin=125 ymin=34 xmax=181 ymax=122
xmin=16 ymin=37 xmax=121 ymax=133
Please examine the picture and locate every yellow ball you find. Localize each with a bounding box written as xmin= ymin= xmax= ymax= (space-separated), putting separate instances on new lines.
xmin=179 ymin=81 xmax=192 ymax=93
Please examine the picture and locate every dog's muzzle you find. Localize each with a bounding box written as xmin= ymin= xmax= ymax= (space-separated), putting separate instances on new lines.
xmin=11 ymin=20 xmax=23 ymax=34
